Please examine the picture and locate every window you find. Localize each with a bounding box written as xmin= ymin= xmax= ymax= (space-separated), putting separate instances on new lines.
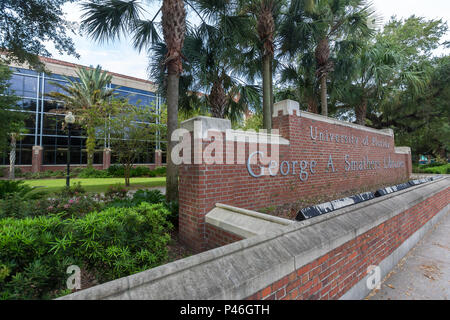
xmin=20 ymin=98 xmax=38 ymax=112
xmin=43 ymin=114 xmax=59 ymax=135
xmin=44 ymin=79 xmax=67 ymax=95
xmin=24 ymin=76 xmax=38 ymax=97
xmin=9 ymin=74 xmax=38 ymax=97
xmin=9 ymin=74 xmax=24 ymax=95
xmin=43 ymin=100 xmax=63 ymax=113
xmin=23 ymin=114 xmax=37 ymax=135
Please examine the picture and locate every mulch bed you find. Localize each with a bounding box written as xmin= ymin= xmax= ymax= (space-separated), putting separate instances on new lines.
xmin=167 ymin=229 xmax=194 ymax=262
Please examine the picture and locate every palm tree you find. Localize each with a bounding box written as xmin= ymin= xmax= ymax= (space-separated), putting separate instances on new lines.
xmin=238 ymin=0 xmax=282 ymax=131
xmin=8 ymin=124 xmax=26 ymax=180
xmin=279 ymin=51 xmax=320 ymax=113
xmin=47 ymin=66 xmax=116 ymax=168
xmin=150 ymin=16 xmax=260 ymax=122
xmin=334 ymin=40 xmax=429 ymax=125
xmin=81 ymin=0 xmax=187 ymax=202
xmin=161 ymin=0 xmax=186 ymax=202
xmin=282 ymin=0 xmax=374 ymax=116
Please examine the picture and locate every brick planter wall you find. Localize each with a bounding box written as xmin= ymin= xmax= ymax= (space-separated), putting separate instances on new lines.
xmin=179 ymin=100 xmax=413 ymax=252
xmin=205 ymin=223 xmax=244 ymax=251
xmin=246 ymin=187 xmax=449 ymax=300
xmin=59 ymin=178 xmax=450 ymax=300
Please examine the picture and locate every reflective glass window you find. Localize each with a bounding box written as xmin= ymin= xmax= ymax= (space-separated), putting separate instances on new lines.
xmin=23 ymin=76 xmax=38 ymax=97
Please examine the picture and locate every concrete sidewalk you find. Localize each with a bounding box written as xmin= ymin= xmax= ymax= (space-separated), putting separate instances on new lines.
xmin=367 ymin=210 xmax=450 ymax=300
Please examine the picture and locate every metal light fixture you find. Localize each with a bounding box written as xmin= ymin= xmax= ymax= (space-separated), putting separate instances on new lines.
xmin=65 ymin=112 xmax=75 ymax=125
xmin=65 ymin=112 xmax=75 ymax=187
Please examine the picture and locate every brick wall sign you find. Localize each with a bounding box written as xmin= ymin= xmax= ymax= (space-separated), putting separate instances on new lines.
xmin=176 ymin=100 xmax=412 ymax=252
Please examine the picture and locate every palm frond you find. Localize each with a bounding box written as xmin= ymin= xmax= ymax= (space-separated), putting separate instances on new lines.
xmin=81 ymin=0 xmax=143 ymax=43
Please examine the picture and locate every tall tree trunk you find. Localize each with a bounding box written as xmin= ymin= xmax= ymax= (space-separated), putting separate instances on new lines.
xmin=9 ymin=135 xmax=16 ymax=180
xmin=86 ymin=127 xmax=95 ymax=168
xmin=257 ymin=1 xmax=274 ymax=132
xmin=320 ymin=76 xmax=328 ymax=117
xmin=270 ymin=58 xmax=274 ymax=118
xmin=307 ymin=96 xmax=318 ymax=114
xmin=262 ymin=54 xmax=272 ymax=131
xmin=124 ymin=164 xmax=131 ymax=187
xmin=355 ymin=97 xmax=367 ymax=126
xmin=315 ymin=38 xmax=332 ymax=117
xmin=161 ymin=0 xmax=186 ymax=203
xmin=209 ymin=79 xmax=227 ymax=118
xmin=166 ymin=73 xmax=180 ymax=203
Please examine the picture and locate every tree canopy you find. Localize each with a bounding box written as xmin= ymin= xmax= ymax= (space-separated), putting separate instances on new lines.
xmin=0 ymin=0 xmax=79 ymax=70
xmin=0 ymin=64 xmax=25 ymax=153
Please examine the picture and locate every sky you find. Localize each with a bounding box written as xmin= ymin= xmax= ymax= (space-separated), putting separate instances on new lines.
xmin=49 ymin=0 xmax=450 ymax=80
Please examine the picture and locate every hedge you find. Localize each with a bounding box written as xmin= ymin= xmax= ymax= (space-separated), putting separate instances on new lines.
xmin=0 ymin=202 xmax=172 ymax=299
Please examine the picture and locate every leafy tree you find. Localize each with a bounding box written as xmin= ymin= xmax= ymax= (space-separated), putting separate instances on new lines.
xmin=0 ymin=0 xmax=79 ymax=70
xmin=376 ymin=55 xmax=450 ymax=159
xmin=333 ymin=40 xmax=428 ymax=125
xmin=379 ymin=15 xmax=448 ymax=60
xmin=364 ymin=16 xmax=449 ymax=158
xmin=103 ymin=99 xmax=162 ymax=186
xmin=46 ymin=66 xmax=117 ymax=168
xmin=237 ymin=111 xmax=263 ymax=131
xmin=0 ymin=64 xmax=25 ymax=154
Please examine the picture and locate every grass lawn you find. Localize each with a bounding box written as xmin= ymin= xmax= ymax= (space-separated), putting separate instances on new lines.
xmin=24 ymin=177 xmax=166 ymax=194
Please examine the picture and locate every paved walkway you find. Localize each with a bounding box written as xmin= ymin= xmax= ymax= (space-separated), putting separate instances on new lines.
xmin=367 ymin=210 xmax=450 ymax=300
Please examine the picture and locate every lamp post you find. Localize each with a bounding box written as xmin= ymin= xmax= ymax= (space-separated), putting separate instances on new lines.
xmin=65 ymin=112 xmax=75 ymax=187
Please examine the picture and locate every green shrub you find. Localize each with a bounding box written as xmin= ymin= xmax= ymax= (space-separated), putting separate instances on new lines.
xmin=0 ymin=202 xmax=173 ymax=299
xmin=69 ymin=203 xmax=172 ymax=281
xmin=49 ymin=170 xmax=65 ymax=178
xmin=0 ymin=191 xmax=102 ymax=220
xmin=419 ymin=161 xmax=446 ymax=169
xmin=0 ymin=216 xmax=76 ymax=299
xmin=0 ymin=194 xmax=50 ymax=219
xmin=130 ymin=166 xmax=151 ymax=177
xmin=45 ymin=195 xmax=104 ymax=219
xmin=133 ymin=189 xmax=165 ymax=204
xmin=164 ymin=200 xmax=179 ymax=228
xmin=77 ymin=167 xmax=111 ymax=178
xmin=106 ymin=189 xmax=165 ymax=209
xmin=153 ymin=166 xmax=166 ymax=177
xmin=106 ymin=165 xmax=166 ymax=178
xmin=22 ymin=171 xmax=55 ymax=179
xmin=422 ymin=163 xmax=450 ymax=174
xmin=107 ymin=164 xmax=124 ymax=177
xmin=104 ymin=184 xmax=128 ymax=200
xmin=0 ymin=180 xmax=43 ymax=200
xmin=14 ymin=167 xmax=23 ymax=177
xmin=22 ymin=171 xmax=38 ymax=179
xmin=60 ymin=182 xmax=86 ymax=198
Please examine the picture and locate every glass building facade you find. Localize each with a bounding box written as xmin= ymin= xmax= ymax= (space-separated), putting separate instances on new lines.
xmin=1 ymin=59 xmax=166 ymax=168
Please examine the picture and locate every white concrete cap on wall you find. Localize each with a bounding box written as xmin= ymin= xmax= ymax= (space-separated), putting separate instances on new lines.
xmin=180 ymin=116 xmax=232 ymax=139
xmin=273 ymin=99 xmax=300 ymax=117
xmin=395 ymin=147 xmax=412 ymax=154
